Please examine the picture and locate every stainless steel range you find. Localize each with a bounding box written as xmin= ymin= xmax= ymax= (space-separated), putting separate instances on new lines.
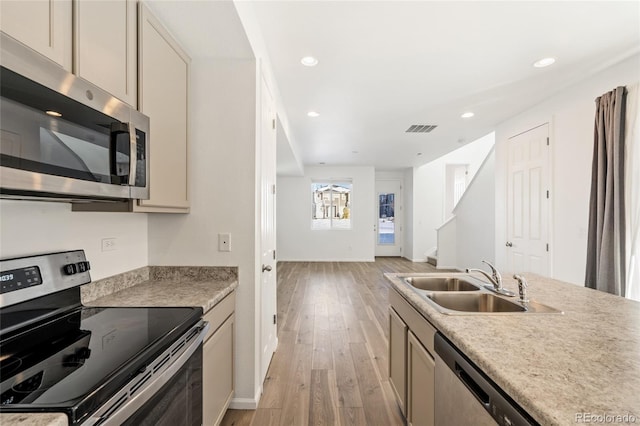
xmin=0 ymin=250 xmax=209 ymax=425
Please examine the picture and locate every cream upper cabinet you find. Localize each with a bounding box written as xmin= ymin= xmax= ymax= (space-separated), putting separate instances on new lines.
xmin=0 ymin=0 xmax=72 ymax=70
xmin=74 ymin=0 xmax=137 ymax=107
xmin=135 ymin=3 xmax=190 ymax=212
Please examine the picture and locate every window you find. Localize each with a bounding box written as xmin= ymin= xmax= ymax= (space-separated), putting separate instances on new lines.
xmin=311 ymin=181 xmax=352 ymax=230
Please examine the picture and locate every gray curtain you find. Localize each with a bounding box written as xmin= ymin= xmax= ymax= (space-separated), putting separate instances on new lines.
xmin=585 ymin=86 xmax=627 ymax=296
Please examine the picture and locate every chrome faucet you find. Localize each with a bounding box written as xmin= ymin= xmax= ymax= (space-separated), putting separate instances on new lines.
xmin=466 ymin=260 xmax=516 ymax=297
xmin=513 ymin=274 xmax=529 ymax=304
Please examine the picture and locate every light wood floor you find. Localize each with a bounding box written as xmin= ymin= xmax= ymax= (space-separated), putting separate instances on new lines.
xmin=221 ymin=258 xmax=439 ymax=426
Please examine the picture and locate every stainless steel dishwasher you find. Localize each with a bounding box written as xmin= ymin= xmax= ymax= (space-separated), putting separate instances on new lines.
xmin=434 ymin=333 xmax=538 ymax=426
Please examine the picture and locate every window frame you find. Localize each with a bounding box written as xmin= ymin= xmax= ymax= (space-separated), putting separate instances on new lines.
xmin=311 ymin=179 xmax=353 ymax=231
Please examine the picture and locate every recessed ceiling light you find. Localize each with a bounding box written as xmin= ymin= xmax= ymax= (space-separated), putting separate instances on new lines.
xmin=319 ymin=162 xmax=326 ymax=165
xmin=307 ymin=111 xmax=320 ymax=117
xmin=533 ymin=57 xmax=556 ymax=68
xmin=352 ymin=150 xmax=359 ymax=154
xmin=46 ymin=110 xmax=62 ymax=117
xmin=301 ymin=56 xmax=318 ymax=67
xmin=461 ymin=112 xmax=474 ymax=119
xmin=417 ymin=153 xmax=423 ymax=156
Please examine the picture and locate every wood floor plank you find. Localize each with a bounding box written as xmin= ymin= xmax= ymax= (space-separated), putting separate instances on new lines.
xmin=350 ymin=342 xmax=395 ymax=426
xmin=359 ymin=318 xmax=389 ymax=379
xmin=309 ymin=369 xmax=337 ymax=425
xmin=220 ymin=408 xmax=255 ymax=426
xmin=279 ymin=343 xmax=313 ymax=426
xmin=251 ymin=408 xmax=281 ymax=426
xmin=330 ymin=329 xmax=364 ymax=408
xmin=338 ymin=407 xmax=369 ymax=426
xmin=259 ymin=331 xmax=296 ymax=409
xmin=296 ymin=303 xmax=315 ymax=344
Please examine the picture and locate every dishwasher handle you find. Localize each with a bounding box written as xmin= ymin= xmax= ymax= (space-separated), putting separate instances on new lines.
xmin=455 ymin=362 xmax=490 ymax=407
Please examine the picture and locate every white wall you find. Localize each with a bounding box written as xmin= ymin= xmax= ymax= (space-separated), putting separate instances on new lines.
xmin=277 ymin=166 xmax=375 ymax=261
xmin=454 ymin=149 xmax=495 ymax=271
xmin=495 ymin=54 xmax=640 ymax=285
xmin=0 ymin=200 xmax=148 ymax=280
xmin=411 ymin=133 xmax=495 ymax=262
xmin=147 ymin=58 xmax=262 ymax=406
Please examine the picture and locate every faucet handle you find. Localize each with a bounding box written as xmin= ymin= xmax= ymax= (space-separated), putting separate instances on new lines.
xmin=513 ymin=274 xmax=529 ymax=303
xmin=482 ymin=260 xmax=502 ymax=287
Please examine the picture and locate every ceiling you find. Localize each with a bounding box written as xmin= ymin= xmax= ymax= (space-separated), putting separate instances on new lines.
xmin=147 ymin=1 xmax=640 ymax=174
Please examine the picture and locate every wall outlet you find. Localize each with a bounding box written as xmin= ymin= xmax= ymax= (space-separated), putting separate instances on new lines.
xmin=219 ymin=233 xmax=231 ymax=252
xmin=101 ymin=237 xmax=117 ymax=252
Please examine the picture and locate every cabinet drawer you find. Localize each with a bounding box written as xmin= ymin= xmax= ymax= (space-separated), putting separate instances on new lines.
xmin=203 ymin=292 xmax=235 ymax=343
xmin=389 ymin=288 xmax=437 ymax=354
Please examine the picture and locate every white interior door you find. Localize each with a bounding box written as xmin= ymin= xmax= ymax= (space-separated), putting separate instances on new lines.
xmin=375 ymin=179 xmax=403 ymax=256
xmin=507 ymin=124 xmax=550 ymax=275
xmin=260 ymin=76 xmax=277 ymax=383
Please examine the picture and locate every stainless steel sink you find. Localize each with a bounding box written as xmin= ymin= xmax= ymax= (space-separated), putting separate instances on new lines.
xmin=404 ymin=277 xmax=480 ymax=292
xmin=425 ymin=292 xmax=563 ymax=315
xmin=428 ymin=293 xmax=525 ymax=313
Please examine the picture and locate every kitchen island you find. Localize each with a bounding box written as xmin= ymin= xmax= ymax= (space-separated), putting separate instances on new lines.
xmin=385 ymin=272 xmax=640 ymax=425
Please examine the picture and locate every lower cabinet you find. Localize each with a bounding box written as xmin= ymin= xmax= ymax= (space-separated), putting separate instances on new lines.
xmin=389 ymin=307 xmax=408 ymax=415
xmin=407 ymin=331 xmax=435 ymax=426
xmin=203 ymin=292 xmax=235 ymax=426
xmin=389 ymin=288 xmax=436 ymax=426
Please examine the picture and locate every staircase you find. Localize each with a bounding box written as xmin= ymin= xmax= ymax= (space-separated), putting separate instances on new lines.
xmin=427 ymin=252 xmax=438 ymax=267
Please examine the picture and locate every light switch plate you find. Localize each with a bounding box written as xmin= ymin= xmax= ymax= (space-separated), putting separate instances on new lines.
xmin=219 ymin=233 xmax=231 ymax=252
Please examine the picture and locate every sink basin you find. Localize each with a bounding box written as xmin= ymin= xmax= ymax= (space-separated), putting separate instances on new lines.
xmin=428 ymin=293 xmax=525 ymax=313
xmin=405 ymin=277 xmax=480 ymax=292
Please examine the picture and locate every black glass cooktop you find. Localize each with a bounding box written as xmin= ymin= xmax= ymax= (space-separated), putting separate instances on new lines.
xmin=0 ymin=305 xmax=202 ymax=424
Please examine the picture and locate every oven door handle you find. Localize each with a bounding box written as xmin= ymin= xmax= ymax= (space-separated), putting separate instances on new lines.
xmin=83 ymin=320 xmax=210 ymax=426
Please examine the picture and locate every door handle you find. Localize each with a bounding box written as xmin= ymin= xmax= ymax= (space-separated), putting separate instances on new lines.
xmin=262 ymin=265 xmax=272 ymax=272
xmin=506 ymin=242 xmax=513 ymax=247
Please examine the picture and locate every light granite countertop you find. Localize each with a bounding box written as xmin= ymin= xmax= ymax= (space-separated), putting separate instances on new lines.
xmin=84 ymin=273 xmax=238 ymax=312
xmin=1 ymin=266 xmax=238 ymax=426
xmin=0 ymin=413 xmax=67 ymax=426
xmin=385 ymin=272 xmax=640 ymax=425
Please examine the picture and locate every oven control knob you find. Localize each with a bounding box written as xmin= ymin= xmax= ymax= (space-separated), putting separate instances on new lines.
xmin=77 ymin=261 xmax=91 ymax=273
xmin=63 ymin=263 xmax=77 ymax=275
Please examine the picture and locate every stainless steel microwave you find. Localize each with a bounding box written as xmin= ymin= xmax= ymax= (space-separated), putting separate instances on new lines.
xmin=0 ymin=33 xmax=149 ymax=201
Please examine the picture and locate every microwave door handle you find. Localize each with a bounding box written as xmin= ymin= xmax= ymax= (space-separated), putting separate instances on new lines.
xmin=128 ymin=123 xmax=137 ymax=186
xmin=110 ymin=122 xmax=130 ymax=181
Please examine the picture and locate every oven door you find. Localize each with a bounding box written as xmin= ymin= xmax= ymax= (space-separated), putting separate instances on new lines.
xmin=84 ymin=321 xmax=209 ymax=426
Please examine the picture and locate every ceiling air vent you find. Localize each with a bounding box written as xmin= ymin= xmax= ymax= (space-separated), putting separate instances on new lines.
xmin=406 ymin=124 xmax=438 ymax=133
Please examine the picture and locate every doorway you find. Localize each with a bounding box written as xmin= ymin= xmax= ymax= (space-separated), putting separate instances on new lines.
xmin=506 ymin=123 xmax=550 ymax=275
xmin=375 ymin=179 xmax=403 ymax=256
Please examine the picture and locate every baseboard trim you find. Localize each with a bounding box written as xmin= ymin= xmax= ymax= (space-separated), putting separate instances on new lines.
xmin=229 ymin=386 xmax=262 ymax=410
xmin=277 ymin=258 xmax=375 ymax=262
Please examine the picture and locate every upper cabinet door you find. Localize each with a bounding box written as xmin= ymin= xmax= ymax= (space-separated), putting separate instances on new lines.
xmin=135 ymin=3 xmax=190 ymax=212
xmin=74 ymin=0 xmax=137 ymax=107
xmin=0 ymin=0 xmax=72 ymax=70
